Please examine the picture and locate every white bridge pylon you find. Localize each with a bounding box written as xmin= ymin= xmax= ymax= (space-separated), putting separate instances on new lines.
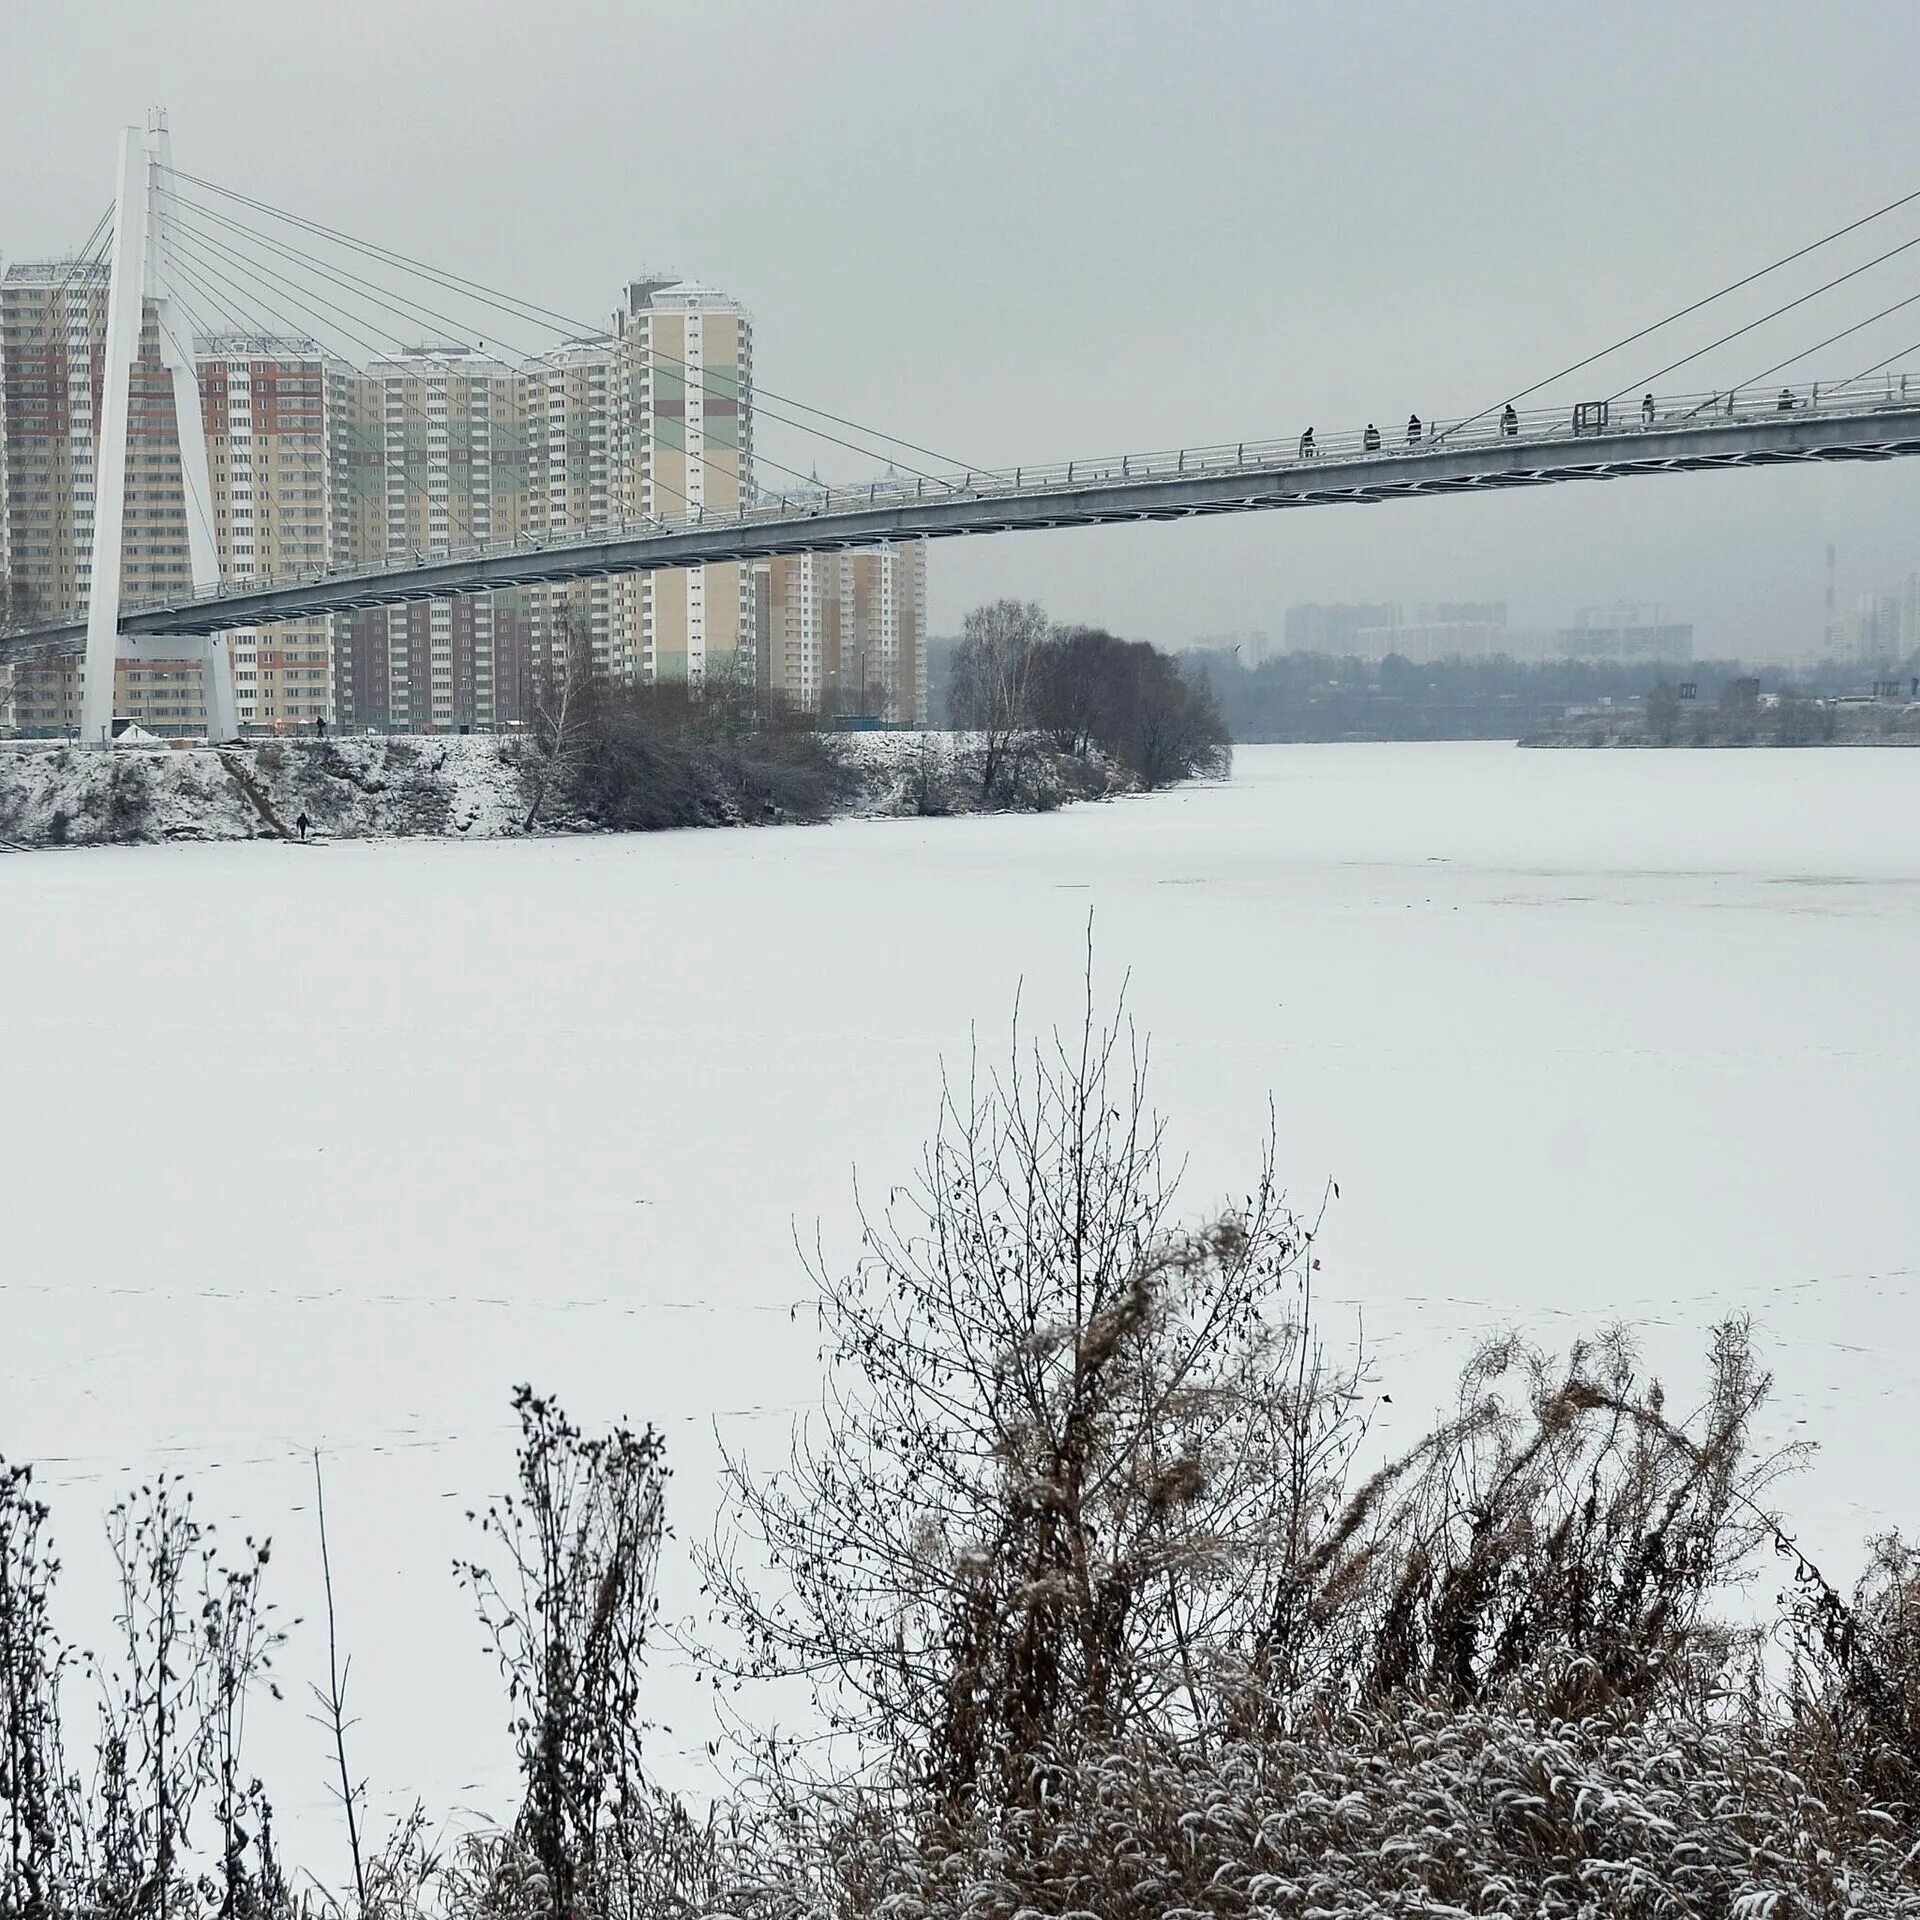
xmin=81 ymin=116 xmax=237 ymax=746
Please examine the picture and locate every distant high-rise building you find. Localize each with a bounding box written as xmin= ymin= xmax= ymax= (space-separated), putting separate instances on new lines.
xmin=1283 ymin=602 xmax=1401 ymax=656
xmin=333 ymin=346 xmax=523 ymax=732
xmin=2 ymin=256 xmax=774 ymax=734
xmin=198 ymin=333 xmax=336 ymax=731
xmin=518 ymin=336 xmax=628 ymax=702
xmin=2 ymin=259 xmax=214 ymax=736
xmin=754 ymin=540 xmax=928 ymax=722
xmin=1555 ymin=604 xmax=1693 ymax=662
xmin=1840 ymin=591 xmax=1903 ymax=665
xmin=616 ymin=279 xmax=752 ymax=687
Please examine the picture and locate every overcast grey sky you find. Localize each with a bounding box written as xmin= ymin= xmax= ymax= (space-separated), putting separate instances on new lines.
xmin=8 ymin=0 xmax=1920 ymax=652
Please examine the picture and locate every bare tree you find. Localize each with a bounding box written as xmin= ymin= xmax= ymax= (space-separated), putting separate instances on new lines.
xmin=1027 ymin=624 xmax=1115 ymax=757
xmin=1646 ymin=680 xmax=1682 ymax=746
xmin=521 ymin=604 xmax=598 ymax=831
xmin=701 ymin=968 xmax=1363 ymax=1813
xmin=948 ymin=599 xmax=1047 ymax=802
xmin=1022 ymin=624 xmax=1231 ymax=788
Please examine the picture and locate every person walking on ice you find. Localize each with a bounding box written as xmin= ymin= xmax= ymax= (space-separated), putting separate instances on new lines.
xmin=295 ymin=811 xmax=311 ymax=842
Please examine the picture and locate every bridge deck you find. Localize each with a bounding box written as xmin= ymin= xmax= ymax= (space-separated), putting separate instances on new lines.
xmin=7 ymin=384 xmax=1920 ymax=663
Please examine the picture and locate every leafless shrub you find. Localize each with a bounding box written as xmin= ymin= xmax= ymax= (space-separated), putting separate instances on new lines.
xmin=561 ymin=681 xmax=853 ymax=831
xmin=842 ymin=1701 xmax=1920 ymax=1920
xmin=1239 ymin=1317 xmax=1801 ymax=1726
xmin=0 ymin=1460 xmax=80 ymax=1919
xmin=69 ymin=1477 xmax=287 ymax=1919
xmin=454 ymin=1388 xmax=668 ymax=1920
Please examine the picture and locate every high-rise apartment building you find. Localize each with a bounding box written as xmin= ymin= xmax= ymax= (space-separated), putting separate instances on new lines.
xmin=3 ymin=259 xmax=782 ymax=735
xmin=1555 ymin=605 xmax=1693 ymax=663
xmin=1 ymin=258 xmax=214 ymax=736
xmin=754 ymin=540 xmax=928 ymax=723
xmin=200 ymin=333 xmax=334 ymax=730
xmin=332 ymin=347 xmax=524 ymax=732
xmin=616 ymin=279 xmax=752 ymax=687
xmin=521 ymin=337 xmax=628 ymax=690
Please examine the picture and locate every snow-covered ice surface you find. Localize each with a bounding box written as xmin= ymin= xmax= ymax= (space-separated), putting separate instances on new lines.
xmin=2 ymin=741 xmax=1917 ymax=1877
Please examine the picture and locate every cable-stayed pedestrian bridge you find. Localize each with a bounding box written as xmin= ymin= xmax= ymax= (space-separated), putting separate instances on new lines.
xmin=11 ymin=119 xmax=1920 ymax=738
xmin=7 ymin=378 xmax=1920 ymax=667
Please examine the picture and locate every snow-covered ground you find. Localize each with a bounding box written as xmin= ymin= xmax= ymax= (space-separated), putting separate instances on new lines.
xmin=3 ymin=741 xmax=1917 ymax=1879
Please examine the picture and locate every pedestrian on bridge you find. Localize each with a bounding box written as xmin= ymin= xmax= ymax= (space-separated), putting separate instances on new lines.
xmin=1298 ymin=427 xmax=1316 ymax=458
xmin=1501 ymin=403 xmax=1518 ymax=436
xmin=1407 ymin=413 xmax=1422 ymax=446
xmin=1363 ymin=422 xmax=1381 ymax=452
xmin=1777 ymin=387 xmax=1796 ymax=411
xmin=1642 ymin=392 xmax=1655 ymax=425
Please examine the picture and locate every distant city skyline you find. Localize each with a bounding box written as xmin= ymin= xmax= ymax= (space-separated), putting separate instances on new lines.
xmin=1185 ymin=553 xmax=1920 ymax=667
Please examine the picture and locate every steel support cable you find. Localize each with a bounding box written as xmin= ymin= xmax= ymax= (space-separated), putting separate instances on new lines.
xmin=164 ymin=225 xmax=732 ymax=603
xmin=171 ymin=211 xmax=707 ymax=528
xmin=164 ymin=169 xmax=983 ymax=477
xmin=157 ymin=165 xmax=983 ymax=471
xmin=47 ymin=206 xmax=112 ymax=308
xmin=1729 ymin=287 xmax=1920 ymax=395
xmin=171 ymin=218 xmax=512 ymax=396
xmin=168 ymin=216 xmax=543 ymax=522
xmin=167 ymin=203 xmax=841 ymax=510
xmin=157 ymin=242 xmax=338 ymax=526
xmin=168 ymin=182 xmax=960 ymax=495
xmin=1845 ymin=332 xmax=1920 ymax=385
xmin=1436 ymin=183 xmax=1920 ymax=444
xmin=1603 ymin=228 xmax=1920 ymax=404
xmin=22 ymin=208 xmax=114 ymax=412
xmin=47 ymin=206 xmax=113 ymax=308
xmin=160 ymin=245 xmax=335 ymax=516
xmin=157 ymin=253 xmax=369 ymax=676
xmin=161 ymin=245 xmax=362 ymax=515
xmin=167 ymin=202 xmax=845 ymax=509
xmin=162 ymin=238 xmax=451 ymax=527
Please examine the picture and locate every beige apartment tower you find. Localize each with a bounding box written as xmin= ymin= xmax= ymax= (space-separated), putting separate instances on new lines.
xmin=616 ymin=278 xmax=753 ymax=687
xmin=755 ymin=540 xmax=929 ymax=723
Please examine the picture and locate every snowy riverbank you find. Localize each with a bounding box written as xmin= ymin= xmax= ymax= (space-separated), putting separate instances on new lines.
xmin=0 ymin=729 xmax=1129 ymax=848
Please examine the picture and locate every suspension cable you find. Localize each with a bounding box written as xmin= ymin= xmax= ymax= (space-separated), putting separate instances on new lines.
xmin=157 ymin=166 xmax=982 ymax=471
xmin=163 ymin=238 xmax=451 ymax=526
xmin=1730 ymin=288 xmax=1920 ymax=395
xmin=1438 ymin=183 xmax=1920 ymax=443
xmin=1603 ymin=229 xmax=1920 ymax=403
xmin=167 ymin=202 xmax=850 ymax=506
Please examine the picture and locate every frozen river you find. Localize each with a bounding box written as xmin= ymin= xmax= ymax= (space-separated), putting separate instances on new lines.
xmin=4 ymin=740 xmax=1917 ymax=1865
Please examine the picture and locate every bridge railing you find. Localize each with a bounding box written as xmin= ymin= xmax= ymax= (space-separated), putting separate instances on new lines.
xmin=110 ymin=373 xmax=1920 ymax=623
